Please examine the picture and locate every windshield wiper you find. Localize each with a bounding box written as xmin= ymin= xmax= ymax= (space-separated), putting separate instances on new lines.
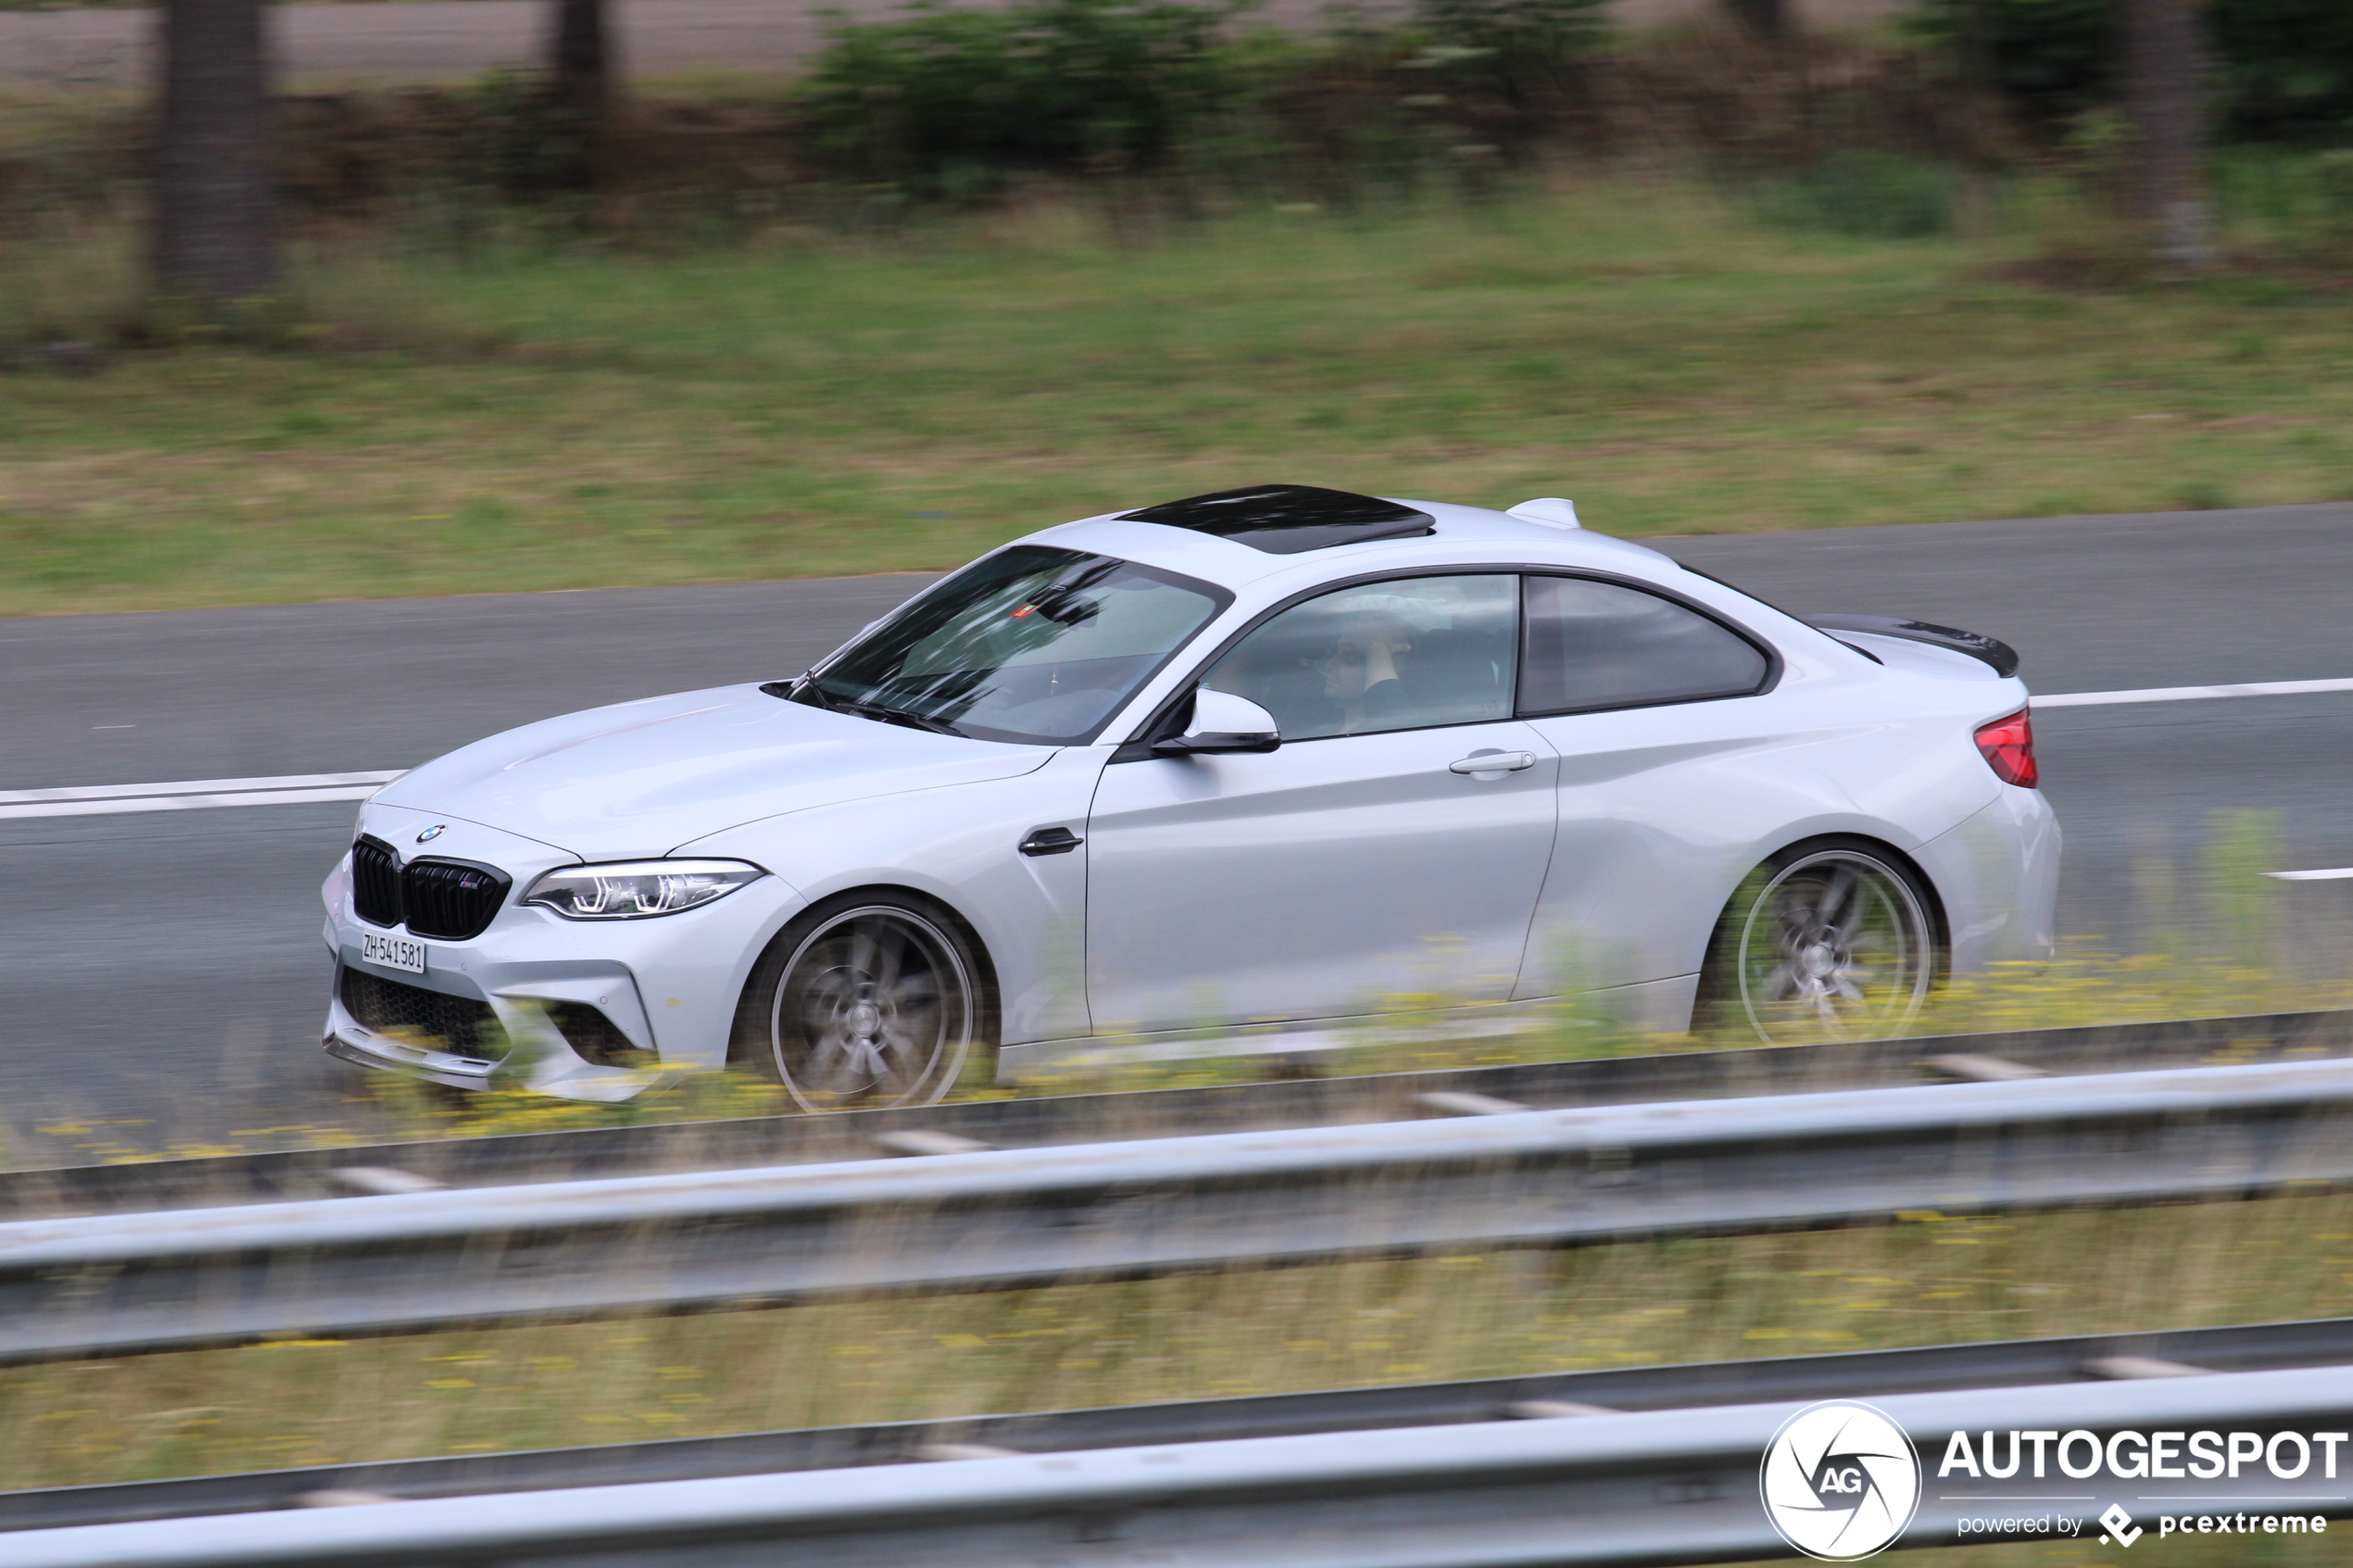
xmin=839 ymin=698 xmax=963 ymax=737
xmin=766 ymin=676 xmax=963 ymax=736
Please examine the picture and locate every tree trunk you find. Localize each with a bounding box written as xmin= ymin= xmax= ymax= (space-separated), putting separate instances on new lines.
xmin=1722 ymin=0 xmax=1789 ymax=42
xmin=549 ymin=0 xmax=612 ymax=187
xmin=2123 ymin=0 xmax=2216 ymax=274
xmin=153 ymin=0 xmax=277 ymax=310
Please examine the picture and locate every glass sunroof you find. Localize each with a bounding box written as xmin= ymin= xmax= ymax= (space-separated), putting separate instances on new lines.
xmin=1118 ymin=484 xmax=1437 ymax=555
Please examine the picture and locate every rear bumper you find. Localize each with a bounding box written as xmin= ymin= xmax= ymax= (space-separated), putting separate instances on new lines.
xmin=1915 ymin=784 xmax=2062 ymax=975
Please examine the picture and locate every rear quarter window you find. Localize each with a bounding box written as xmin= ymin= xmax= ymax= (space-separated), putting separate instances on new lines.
xmin=1519 ymin=575 xmax=1771 ymax=714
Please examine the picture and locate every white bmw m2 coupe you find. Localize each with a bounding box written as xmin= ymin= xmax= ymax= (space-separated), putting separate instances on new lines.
xmin=321 ymin=485 xmax=2057 ymax=1106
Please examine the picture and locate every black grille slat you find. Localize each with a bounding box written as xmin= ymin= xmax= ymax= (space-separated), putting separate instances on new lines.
xmin=339 ymin=970 xmax=497 ymax=1060
xmin=350 ymin=838 xmax=512 ymax=941
xmin=351 ymin=837 xmax=404 ymax=928
xmin=402 ymin=859 xmax=510 ymax=941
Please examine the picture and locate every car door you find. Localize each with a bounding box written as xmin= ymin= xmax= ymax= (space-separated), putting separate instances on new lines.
xmin=1507 ymin=572 xmax=1788 ymax=1001
xmin=1084 ymin=573 xmax=1560 ymax=1035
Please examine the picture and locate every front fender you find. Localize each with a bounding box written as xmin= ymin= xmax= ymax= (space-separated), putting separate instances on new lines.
xmin=679 ymin=745 xmax=1114 ymax=1046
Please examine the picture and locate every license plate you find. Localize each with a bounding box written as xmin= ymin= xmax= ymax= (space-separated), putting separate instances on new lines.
xmin=359 ymin=931 xmax=427 ymax=974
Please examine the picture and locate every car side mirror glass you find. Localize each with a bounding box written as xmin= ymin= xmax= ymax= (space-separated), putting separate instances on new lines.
xmin=1153 ymin=689 xmax=1281 ymax=756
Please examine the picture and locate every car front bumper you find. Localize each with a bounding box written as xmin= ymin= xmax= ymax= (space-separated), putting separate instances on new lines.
xmin=320 ymin=805 xmax=805 ymax=1100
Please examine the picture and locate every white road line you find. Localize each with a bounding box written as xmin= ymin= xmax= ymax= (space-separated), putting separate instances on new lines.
xmin=2271 ymin=868 xmax=2353 ymax=883
xmin=2034 ymin=676 xmax=2353 ymax=709
xmin=0 ymin=770 xmax=405 ymax=807
xmin=0 ymin=785 xmax=389 ymax=821
xmin=0 ymin=771 xmax=404 ymax=822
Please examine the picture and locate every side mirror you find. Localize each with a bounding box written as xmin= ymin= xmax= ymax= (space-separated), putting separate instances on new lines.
xmin=1152 ymin=689 xmax=1281 ymax=756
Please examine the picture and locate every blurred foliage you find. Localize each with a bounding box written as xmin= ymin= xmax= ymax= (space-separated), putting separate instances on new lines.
xmin=2210 ymin=0 xmax=2353 ymax=145
xmin=1905 ymin=0 xmax=2115 ymax=125
xmin=444 ymin=68 xmax=602 ymax=204
xmin=2216 ymin=144 xmax=2353 ymax=262
xmin=1752 ymin=149 xmax=1960 ymax=238
xmin=792 ymin=0 xmax=1629 ymax=196
xmin=1906 ymin=0 xmax=2353 ymax=145
xmin=2205 ymin=809 xmax=2284 ymax=973
xmin=801 ymin=0 xmax=1262 ymax=194
xmin=0 ymin=26 xmax=1985 ymax=237
xmin=1407 ymin=0 xmax=1613 ymax=109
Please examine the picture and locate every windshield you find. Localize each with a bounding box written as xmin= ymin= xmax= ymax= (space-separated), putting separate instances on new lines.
xmin=802 ymin=546 xmax=1230 ymax=745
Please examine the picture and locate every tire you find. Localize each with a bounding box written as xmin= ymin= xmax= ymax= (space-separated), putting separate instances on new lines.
xmin=731 ymin=892 xmax=992 ymax=1111
xmin=1697 ymin=838 xmax=1942 ymax=1043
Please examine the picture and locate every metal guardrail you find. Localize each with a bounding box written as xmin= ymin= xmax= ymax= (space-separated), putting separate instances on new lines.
xmin=11 ymin=1314 xmax=2353 ymax=1534
xmin=10 ymin=1355 xmax=2353 ymax=1566
xmin=6 ymin=1053 xmax=2353 ymax=1364
xmin=12 ymin=1005 xmax=2349 ymax=1218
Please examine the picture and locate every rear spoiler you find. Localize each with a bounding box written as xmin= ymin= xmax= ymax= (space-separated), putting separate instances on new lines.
xmin=1799 ymin=614 xmax=2020 ymax=679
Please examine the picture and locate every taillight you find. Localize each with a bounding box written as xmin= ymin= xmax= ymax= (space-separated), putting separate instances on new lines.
xmin=1974 ymin=709 xmax=2037 ymax=788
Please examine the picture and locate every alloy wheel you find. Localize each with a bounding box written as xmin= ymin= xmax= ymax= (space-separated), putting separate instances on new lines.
xmin=768 ymin=904 xmax=975 ymax=1110
xmin=1726 ymin=848 xmax=1933 ymax=1042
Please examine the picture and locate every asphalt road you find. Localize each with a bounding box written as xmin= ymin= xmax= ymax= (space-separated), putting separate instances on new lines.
xmin=0 ymin=0 xmax=1901 ymax=87
xmin=2 ymin=503 xmax=2347 ymax=1153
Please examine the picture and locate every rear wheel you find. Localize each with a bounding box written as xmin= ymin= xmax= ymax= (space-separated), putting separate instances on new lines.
xmin=1699 ymin=840 xmax=1939 ymax=1043
xmin=733 ymin=894 xmax=989 ymax=1110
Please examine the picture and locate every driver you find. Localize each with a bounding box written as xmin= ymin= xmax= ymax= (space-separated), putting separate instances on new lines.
xmin=1322 ymin=611 xmax=1414 ymax=734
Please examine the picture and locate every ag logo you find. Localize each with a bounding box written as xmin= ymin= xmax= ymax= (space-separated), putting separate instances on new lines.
xmin=1759 ymin=1400 xmax=1921 ymax=1562
xmin=416 ymin=824 xmax=446 ymax=844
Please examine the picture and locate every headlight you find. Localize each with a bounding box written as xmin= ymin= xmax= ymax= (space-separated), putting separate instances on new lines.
xmin=522 ymin=859 xmax=766 ymax=920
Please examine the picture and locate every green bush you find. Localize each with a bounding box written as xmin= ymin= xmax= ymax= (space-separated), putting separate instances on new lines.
xmin=2212 ymin=144 xmax=2353 ymax=262
xmin=802 ymin=0 xmax=1257 ymax=191
xmin=2214 ymin=0 xmax=2353 ymax=145
xmin=1754 ymin=150 xmax=1957 ymax=239
xmin=449 ymin=69 xmax=597 ymax=199
xmin=1904 ymin=0 xmax=2111 ymax=125
xmin=1906 ymin=0 xmax=2353 ymax=145
xmin=1408 ymin=0 xmax=1614 ymax=108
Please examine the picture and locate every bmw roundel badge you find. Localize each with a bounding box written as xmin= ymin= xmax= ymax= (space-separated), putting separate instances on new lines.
xmin=417 ymin=824 xmax=447 ymax=844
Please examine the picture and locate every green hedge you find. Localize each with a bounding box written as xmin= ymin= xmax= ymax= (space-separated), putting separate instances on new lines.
xmin=1907 ymin=0 xmax=2353 ymax=144
xmin=801 ymin=0 xmax=1262 ymax=190
xmin=799 ymin=0 xmax=1614 ymax=191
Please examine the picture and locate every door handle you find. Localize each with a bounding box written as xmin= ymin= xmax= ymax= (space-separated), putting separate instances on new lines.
xmin=1449 ymin=750 xmax=1537 ymax=775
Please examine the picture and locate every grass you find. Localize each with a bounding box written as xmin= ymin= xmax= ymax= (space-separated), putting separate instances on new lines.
xmin=6 ymin=1191 xmax=2353 ymax=1505
xmin=4 ymin=174 xmax=2353 ymax=618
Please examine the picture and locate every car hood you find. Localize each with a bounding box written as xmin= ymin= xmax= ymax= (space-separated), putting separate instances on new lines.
xmin=371 ymin=685 xmax=1051 ymax=860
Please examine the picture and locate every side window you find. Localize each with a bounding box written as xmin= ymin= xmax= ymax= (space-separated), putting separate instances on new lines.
xmin=1202 ymin=575 xmax=1518 ymax=741
xmin=1519 ymin=576 xmax=1769 ymax=714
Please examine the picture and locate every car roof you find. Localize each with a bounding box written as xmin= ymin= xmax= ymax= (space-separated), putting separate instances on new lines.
xmin=1019 ymin=495 xmax=1683 ymax=594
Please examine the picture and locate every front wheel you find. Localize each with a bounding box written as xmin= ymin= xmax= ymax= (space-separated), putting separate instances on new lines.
xmin=1699 ymin=840 xmax=1940 ymax=1043
xmin=732 ymin=894 xmax=990 ymax=1111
